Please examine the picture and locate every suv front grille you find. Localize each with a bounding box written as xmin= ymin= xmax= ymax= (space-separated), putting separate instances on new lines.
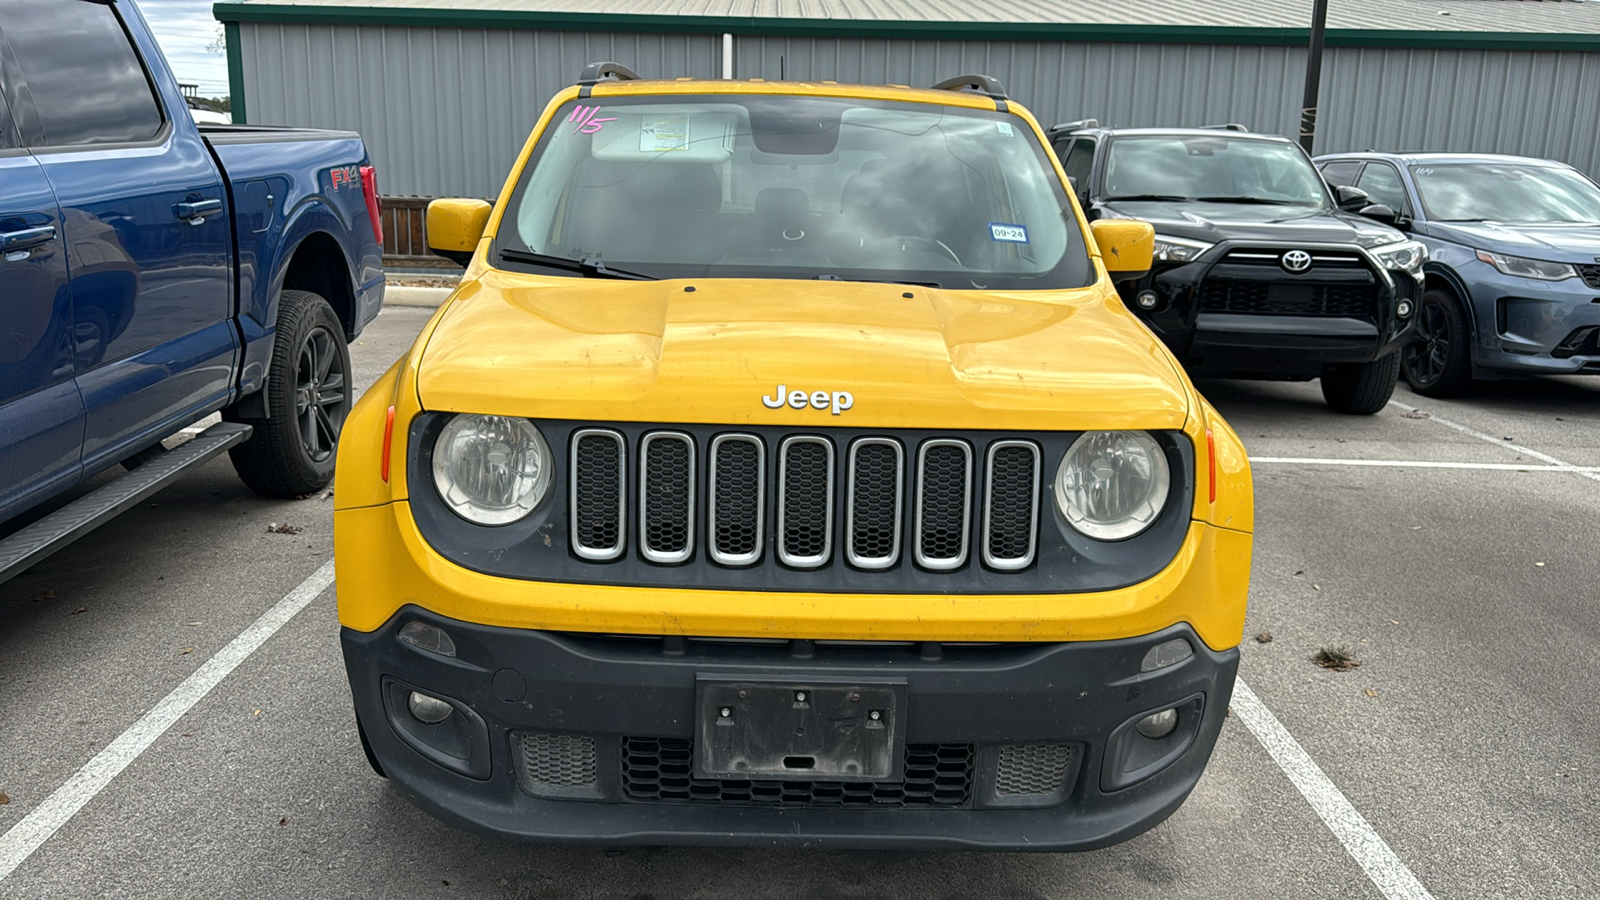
xmin=1199 ymin=280 xmax=1374 ymax=317
xmin=571 ymin=429 xmax=1041 ymax=573
xmin=621 ymin=737 xmax=974 ymax=808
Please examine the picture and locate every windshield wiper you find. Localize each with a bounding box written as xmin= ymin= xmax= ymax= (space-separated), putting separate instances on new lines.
xmin=814 ymin=274 xmax=942 ymax=288
xmin=1193 ymin=196 xmax=1307 ymax=206
xmin=498 ymin=248 xmax=657 ymax=281
xmin=1102 ymin=194 xmax=1194 ymax=202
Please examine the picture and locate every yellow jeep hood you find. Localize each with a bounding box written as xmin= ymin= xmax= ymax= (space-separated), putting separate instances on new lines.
xmin=416 ymin=271 xmax=1191 ymax=431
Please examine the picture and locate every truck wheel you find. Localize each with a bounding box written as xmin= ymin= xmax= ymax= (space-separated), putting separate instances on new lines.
xmin=1319 ymin=351 xmax=1400 ymax=415
xmin=227 ymin=289 xmax=352 ymax=496
xmin=1402 ymin=288 xmax=1473 ymax=397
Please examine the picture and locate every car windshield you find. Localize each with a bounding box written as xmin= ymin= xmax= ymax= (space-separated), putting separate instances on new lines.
xmin=1102 ymin=135 xmax=1328 ymax=206
xmin=493 ymin=95 xmax=1091 ymax=289
xmin=1409 ymin=163 xmax=1600 ymax=225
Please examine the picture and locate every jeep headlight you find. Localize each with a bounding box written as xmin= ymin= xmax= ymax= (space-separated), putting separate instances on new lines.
xmin=1152 ymin=235 xmax=1213 ymax=264
xmin=1054 ymin=431 xmax=1171 ymax=541
xmin=1475 ymin=249 xmax=1576 ymax=282
xmin=1372 ymin=239 xmax=1426 ymax=275
xmin=431 ymin=414 xmax=552 ymax=525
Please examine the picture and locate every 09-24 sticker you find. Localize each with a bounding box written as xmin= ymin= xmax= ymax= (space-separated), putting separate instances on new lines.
xmin=989 ymin=222 xmax=1029 ymax=243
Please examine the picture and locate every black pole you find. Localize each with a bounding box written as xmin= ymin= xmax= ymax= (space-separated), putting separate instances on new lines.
xmin=1299 ymin=0 xmax=1329 ymax=153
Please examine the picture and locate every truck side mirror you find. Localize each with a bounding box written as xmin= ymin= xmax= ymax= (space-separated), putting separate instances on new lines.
xmin=1089 ymin=219 xmax=1154 ymax=283
xmin=1358 ymin=203 xmax=1398 ymax=226
xmin=1334 ymin=185 xmax=1371 ymax=212
xmin=426 ymin=199 xmax=493 ymax=266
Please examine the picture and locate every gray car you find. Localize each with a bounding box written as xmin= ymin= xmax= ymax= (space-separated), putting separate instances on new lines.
xmin=1314 ymin=152 xmax=1600 ymax=396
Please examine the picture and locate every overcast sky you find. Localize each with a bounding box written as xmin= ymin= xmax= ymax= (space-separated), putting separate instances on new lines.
xmin=137 ymin=0 xmax=231 ymax=97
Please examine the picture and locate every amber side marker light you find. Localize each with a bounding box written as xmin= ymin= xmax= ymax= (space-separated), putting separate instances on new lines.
xmin=379 ymin=403 xmax=395 ymax=480
xmin=1203 ymin=422 xmax=1216 ymax=499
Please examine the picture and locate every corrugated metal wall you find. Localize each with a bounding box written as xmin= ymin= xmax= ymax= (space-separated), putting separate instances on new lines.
xmin=238 ymin=24 xmax=720 ymax=197
xmin=238 ymin=24 xmax=1600 ymax=198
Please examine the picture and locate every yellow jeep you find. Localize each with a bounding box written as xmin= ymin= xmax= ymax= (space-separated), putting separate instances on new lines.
xmin=333 ymin=65 xmax=1252 ymax=850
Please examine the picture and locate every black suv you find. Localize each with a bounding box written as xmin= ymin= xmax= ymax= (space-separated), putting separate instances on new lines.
xmin=1050 ymin=123 xmax=1425 ymax=414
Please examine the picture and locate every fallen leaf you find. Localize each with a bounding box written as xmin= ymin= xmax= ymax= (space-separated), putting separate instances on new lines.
xmin=1503 ymin=436 xmax=1515 ymax=441
xmin=1226 ymin=706 xmax=1233 ymax=717
xmin=181 ymin=733 xmax=193 ymax=738
xmin=278 ymin=817 xmax=288 ymax=826
xmin=319 ymin=490 xmax=334 ymax=501
xmin=1311 ymin=646 xmax=1361 ymax=671
xmin=1313 ymin=584 xmax=1322 ymax=591
xmin=1400 ymin=409 xmax=1431 ymax=420
xmin=1364 ymin=689 xmax=1379 ymax=698
xmin=184 ymin=621 xmax=203 ymax=627
xmin=37 ymin=590 xmax=55 ymax=600
xmin=0 ymin=792 xmax=9 ymax=804
xmin=1293 ymin=570 xmax=1305 ymax=576
xmin=1389 ymin=619 xmax=1401 ymax=625
xmin=70 ymin=606 xmax=87 ymax=615
xmin=253 ymin=709 xmax=263 ymax=716
xmin=1254 ymin=631 xmax=1274 ymax=643
xmin=179 ymin=647 xmax=195 ymax=655
xmin=266 ymin=522 xmax=303 ymax=535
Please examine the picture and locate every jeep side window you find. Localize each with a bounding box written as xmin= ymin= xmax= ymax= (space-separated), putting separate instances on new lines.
xmin=1058 ymin=138 xmax=1096 ymax=199
xmin=1355 ymin=162 xmax=1407 ymax=212
xmin=0 ymin=0 xmax=165 ymax=146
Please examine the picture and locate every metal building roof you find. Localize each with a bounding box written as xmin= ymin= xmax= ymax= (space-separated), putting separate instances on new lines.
xmin=214 ymin=0 xmax=1600 ymax=45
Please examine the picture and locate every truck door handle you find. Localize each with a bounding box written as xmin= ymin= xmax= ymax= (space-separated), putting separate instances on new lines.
xmin=0 ymin=224 xmax=56 ymax=258
xmin=175 ymin=198 xmax=223 ymax=224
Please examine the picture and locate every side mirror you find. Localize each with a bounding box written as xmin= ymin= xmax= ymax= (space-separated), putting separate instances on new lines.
xmin=426 ymin=198 xmax=492 ymax=266
xmin=1334 ymin=185 xmax=1371 ymax=212
xmin=1089 ymin=219 xmax=1154 ymax=283
xmin=1357 ymin=203 xmax=1398 ymax=225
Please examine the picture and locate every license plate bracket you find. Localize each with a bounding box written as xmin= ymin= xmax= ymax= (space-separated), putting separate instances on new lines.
xmin=695 ymin=678 xmax=905 ymax=782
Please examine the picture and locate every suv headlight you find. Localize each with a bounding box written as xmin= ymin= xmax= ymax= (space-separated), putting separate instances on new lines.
xmin=1152 ymin=235 xmax=1213 ymax=263
xmin=1372 ymin=239 xmax=1426 ymax=275
xmin=1054 ymin=431 xmax=1171 ymax=541
xmin=1475 ymin=249 xmax=1576 ymax=282
xmin=431 ymin=414 xmax=553 ymax=525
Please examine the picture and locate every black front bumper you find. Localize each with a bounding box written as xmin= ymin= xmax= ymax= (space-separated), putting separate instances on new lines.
xmin=344 ymin=608 xmax=1239 ymax=851
xmin=1129 ymin=246 xmax=1420 ymax=377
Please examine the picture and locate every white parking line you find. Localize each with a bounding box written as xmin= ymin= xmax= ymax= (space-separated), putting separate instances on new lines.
xmin=1232 ymin=678 xmax=1435 ymax=900
xmin=1252 ymin=456 xmax=1600 ymax=472
xmin=0 ymin=560 xmax=335 ymax=885
xmin=1387 ymin=399 xmax=1600 ymax=483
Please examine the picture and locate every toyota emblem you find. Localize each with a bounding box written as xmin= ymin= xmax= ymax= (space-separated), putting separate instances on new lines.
xmin=1280 ymin=250 xmax=1313 ymax=273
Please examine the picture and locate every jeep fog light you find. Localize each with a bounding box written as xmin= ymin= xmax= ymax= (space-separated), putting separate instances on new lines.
xmin=1135 ymin=290 xmax=1159 ymax=310
xmin=432 ymin=414 xmax=552 ymax=525
xmin=1055 ymin=432 xmax=1171 ymax=540
xmin=1135 ymin=708 xmax=1179 ymax=739
xmin=1396 ymin=299 xmax=1413 ymax=318
xmin=1140 ymin=637 xmax=1193 ymax=672
xmin=408 ymin=691 xmax=454 ymax=724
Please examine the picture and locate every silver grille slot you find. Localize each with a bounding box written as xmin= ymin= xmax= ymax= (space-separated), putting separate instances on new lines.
xmin=709 ymin=434 xmax=764 ymax=566
xmin=846 ymin=438 xmax=903 ymax=569
xmin=982 ymin=441 xmax=1040 ymax=570
xmin=570 ymin=429 xmax=625 ymax=561
xmin=914 ymin=439 xmax=972 ymax=570
xmin=640 ymin=432 xmax=694 ymax=564
xmin=777 ymin=436 xmax=834 ymax=568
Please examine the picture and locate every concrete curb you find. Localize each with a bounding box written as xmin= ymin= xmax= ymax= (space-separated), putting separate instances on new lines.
xmin=384 ymin=285 xmax=453 ymax=308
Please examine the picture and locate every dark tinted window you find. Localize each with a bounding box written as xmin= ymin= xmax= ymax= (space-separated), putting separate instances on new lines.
xmin=1355 ymin=162 xmax=1407 ymax=211
xmin=1058 ymin=138 xmax=1096 ymax=197
xmin=1319 ymin=160 xmax=1361 ymax=186
xmin=0 ymin=0 xmax=164 ymax=146
xmin=0 ymin=91 xmax=16 ymax=149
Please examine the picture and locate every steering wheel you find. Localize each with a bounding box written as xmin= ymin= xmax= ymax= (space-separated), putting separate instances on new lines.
xmin=890 ymin=235 xmax=963 ymax=266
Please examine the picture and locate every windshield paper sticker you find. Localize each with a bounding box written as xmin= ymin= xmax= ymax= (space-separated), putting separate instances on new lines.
xmin=996 ymin=121 xmax=1014 ymax=136
xmin=569 ymin=105 xmax=616 ymax=135
xmin=640 ymin=115 xmax=690 ymax=152
xmin=989 ymin=222 xmax=1029 ymax=243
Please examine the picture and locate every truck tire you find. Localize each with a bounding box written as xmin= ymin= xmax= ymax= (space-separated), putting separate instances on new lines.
xmin=226 ymin=289 xmax=352 ymax=496
xmin=1319 ymin=351 xmax=1400 ymax=415
xmin=1401 ymin=288 xmax=1474 ymax=397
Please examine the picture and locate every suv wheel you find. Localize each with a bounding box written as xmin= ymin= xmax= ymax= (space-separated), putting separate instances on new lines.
xmin=1402 ymin=288 xmax=1473 ymax=397
xmin=226 ymin=289 xmax=353 ymax=496
xmin=1320 ymin=351 xmax=1400 ymax=415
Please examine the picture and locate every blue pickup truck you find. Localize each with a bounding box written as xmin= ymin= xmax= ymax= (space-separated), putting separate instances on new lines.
xmin=0 ymin=0 xmax=382 ymax=581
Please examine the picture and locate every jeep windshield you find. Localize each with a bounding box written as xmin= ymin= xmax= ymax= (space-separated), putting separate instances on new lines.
xmin=1102 ymin=135 xmax=1329 ymax=207
xmin=1410 ymin=163 xmax=1600 ymax=225
xmin=493 ymin=95 xmax=1092 ymax=290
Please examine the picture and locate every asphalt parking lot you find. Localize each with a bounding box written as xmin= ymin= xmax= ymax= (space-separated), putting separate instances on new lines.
xmin=2 ymin=304 xmax=1596 ymax=899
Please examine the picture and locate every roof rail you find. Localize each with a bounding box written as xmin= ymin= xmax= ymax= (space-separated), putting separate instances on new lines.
xmin=1046 ymin=119 xmax=1099 ymax=134
xmin=930 ymin=74 xmax=1008 ymax=100
xmin=1200 ymin=123 xmax=1250 ymax=132
xmin=577 ymin=62 xmax=640 ymax=86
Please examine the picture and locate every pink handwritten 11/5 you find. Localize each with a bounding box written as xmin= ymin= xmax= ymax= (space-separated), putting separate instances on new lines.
xmin=569 ymin=105 xmax=617 ymax=135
